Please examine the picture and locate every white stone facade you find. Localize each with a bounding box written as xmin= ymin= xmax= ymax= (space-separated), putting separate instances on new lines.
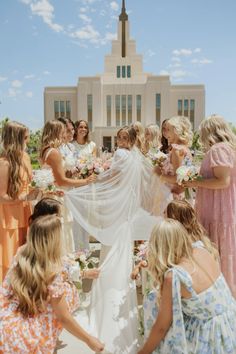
xmin=44 ymin=1 xmax=205 ymax=151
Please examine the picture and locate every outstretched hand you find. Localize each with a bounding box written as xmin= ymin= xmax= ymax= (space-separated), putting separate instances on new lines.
xmin=87 ymin=336 xmax=105 ymax=352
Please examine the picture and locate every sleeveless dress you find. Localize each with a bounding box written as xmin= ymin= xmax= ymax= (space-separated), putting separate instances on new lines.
xmin=42 ymin=148 xmax=75 ymax=255
xmin=143 ymin=242 xmax=236 ymax=353
xmin=195 ymin=142 xmax=236 ymax=297
xmin=161 ymin=144 xmax=192 ymax=200
xmin=0 ymin=257 xmax=79 ymax=353
xmin=0 ymin=152 xmax=32 ymax=282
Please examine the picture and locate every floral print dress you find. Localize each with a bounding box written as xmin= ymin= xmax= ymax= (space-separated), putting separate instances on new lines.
xmin=143 ymin=245 xmax=236 ymax=353
xmin=0 ymin=259 xmax=79 ymax=353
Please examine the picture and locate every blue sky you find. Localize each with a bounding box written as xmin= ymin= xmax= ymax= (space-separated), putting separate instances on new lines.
xmin=0 ymin=0 xmax=236 ymax=130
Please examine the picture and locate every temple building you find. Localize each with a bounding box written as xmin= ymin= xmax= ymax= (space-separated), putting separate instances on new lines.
xmin=44 ymin=0 xmax=205 ymax=151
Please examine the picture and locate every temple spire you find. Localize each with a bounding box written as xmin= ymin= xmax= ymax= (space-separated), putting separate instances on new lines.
xmin=119 ymin=0 xmax=128 ymax=58
xmin=119 ymin=0 xmax=128 ymax=21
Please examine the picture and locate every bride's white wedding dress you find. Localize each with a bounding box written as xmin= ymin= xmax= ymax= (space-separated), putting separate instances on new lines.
xmin=65 ymin=147 xmax=171 ymax=353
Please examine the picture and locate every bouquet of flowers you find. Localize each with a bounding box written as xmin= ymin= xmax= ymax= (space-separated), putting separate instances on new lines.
xmin=176 ymin=161 xmax=201 ymax=186
xmin=147 ymin=149 xmax=167 ymax=167
xmin=134 ymin=241 xmax=148 ymax=264
xmin=31 ymin=169 xmax=56 ymax=192
xmin=76 ymin=156 xmax=111 ymax=179
xmin=74 ymin=249 xmax=100 ymax=270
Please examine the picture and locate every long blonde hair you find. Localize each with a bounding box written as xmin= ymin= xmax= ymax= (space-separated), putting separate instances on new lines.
xmin=9 ymin=215 xmax=62 ymax=317
xmin=144 ymin=124 xmax=160 ymax=151
xmin=168 ymin=116 xmax=193 ymax=146
xmin=40 ymin=120 xmax=64 ymax=159
xmin=148 ymin=219 xmax=193 ymax=293
xmin=199 ymin=114 xmax=236 ymax=151
xmin=1 ymin=121 xmax=30 ymax=198
xmin=166 ymin=200 xmax=218 ymax=259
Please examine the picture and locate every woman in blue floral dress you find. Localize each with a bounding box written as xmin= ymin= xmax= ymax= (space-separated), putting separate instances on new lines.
xmin=138 ymin=219 xmax=236 ymax=354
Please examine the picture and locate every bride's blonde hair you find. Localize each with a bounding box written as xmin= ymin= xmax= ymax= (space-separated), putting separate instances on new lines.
xmin=168 ymin=116 xmax=193 ymax=146
xmin=40 ymin=120 xmax=65 ymax=159
xmin=148 ymin=219 xmax=193 ymax=294
xmin=199 ymin=114 xmax=236 ymax=151
xmin=1 ymin=121 xmax=30 ymax=198
xmin=9 ymin=215 xmax=62 ymax=317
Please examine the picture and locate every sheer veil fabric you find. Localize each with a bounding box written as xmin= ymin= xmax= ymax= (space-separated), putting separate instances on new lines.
xmin=65 ymin=148 xmax=171 ymax=353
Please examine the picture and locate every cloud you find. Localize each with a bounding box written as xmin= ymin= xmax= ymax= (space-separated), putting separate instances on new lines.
xmin=70 ymin=24 xmax=100 ymax=41
xmin=172 ymin=47 xmax=202 ymax=57
xmin=80 ymin=7 xmax=87 ymax=13
xmin=26 ymin=91 xmax=33 ymax=98
xmin=79 ymin=14 xmax=92 ymax=23
xmin=19 ymin=0 xmax=32 ymax=4
xmin=24 ymin=74 xmax=35 ymax=79
xmin=43 ymin=70 xmax=51 ymax=75
xmin=172 ymin=48 xmax=192 ymax=56
xmin=110 ymin=1 xmax=119 ymax=11
xmin=8 ymin=88 xmax=20 ymax=97
xmin=11 ymin=80 xmax=23 ymax=88
xmin=146 ymin=49 xmax=156 ymax=58
xmin=191 ymin=58 xmax=213 ymax=65
xmin=159 ymin=70 xmax=170 ymax=76
xmin=104 ymin=32 xmax=117 ymax=41
xmin=171 ymin=70 xmax=188 ymax=78
xmin=21 ymin=0 xmax=64 ymax=33
xmin=0 ymin=76 xmax=7 ymax=82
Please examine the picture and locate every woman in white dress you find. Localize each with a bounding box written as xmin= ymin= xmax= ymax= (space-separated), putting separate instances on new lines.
xmin=40 ymin=120 xmax=96 ymax=255
xmin=65 ymin=126 xmax=171 ymax=353
xmin=73 ymin=120 xmax=96 ymax=158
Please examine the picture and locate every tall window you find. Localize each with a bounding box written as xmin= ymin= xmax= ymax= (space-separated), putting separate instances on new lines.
xmin=122 ymin=66 xmax=126 ymax=78
xmin=178 ymin=100 xmax=183 ymax=115
xmin=122 ymin=95 xmax=126 ymax=125
xmin=128 ymin=95 xmax=132 ymax=125
xmin=156 ymin=94 xmax=161 ymax=126
xmin=54 ymin=100 xmax=71 ymax=119
xmin=190 ymin=99 xmax=195 ymax=127
xmin=117 ymin=66 xmax=121 ymax=78
xmin=115 ymin=95 xmax=121 ymax=126
xmin=106 ymin=95 xmax=112 ymax=127
xmin=136 ymin=95 xmax=142 ymax=122
xmin=184 ymin=99 xmax=189 ymax=117
xmin=127 ymin=65 xmax=131 ymax=78
xmin=87 ymin=94 xmax=93 ymax=131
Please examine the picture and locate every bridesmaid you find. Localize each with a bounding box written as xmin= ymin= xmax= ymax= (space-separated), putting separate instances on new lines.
xmin=73 ymin=120 xmax=96 ymax=158
xmin=0 ymin=121 xmax=38 ymax=282
xmin=157 ymin=116 xmax=193 ymax=199
xmin=40 ymin=120 xmax=96 ymax=254
xmin=184 ymin=115 xmax=236 ymax=296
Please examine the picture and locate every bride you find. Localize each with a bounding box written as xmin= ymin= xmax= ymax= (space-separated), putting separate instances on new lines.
xmin=65 ymin=126 xmax=171 ymax=353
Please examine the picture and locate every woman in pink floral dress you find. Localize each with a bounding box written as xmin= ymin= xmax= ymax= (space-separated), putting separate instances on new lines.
xmin=184 ymin=115 xmax=236 ymax=297
xmin=0 ymin=214 xmax=104 ymax=353
xmin=157 ymin=116 xmax=193 ymax=200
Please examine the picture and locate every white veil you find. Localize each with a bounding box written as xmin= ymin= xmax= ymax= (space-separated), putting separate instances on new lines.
xmin=65 ymin=147 xmax=171 ymax=353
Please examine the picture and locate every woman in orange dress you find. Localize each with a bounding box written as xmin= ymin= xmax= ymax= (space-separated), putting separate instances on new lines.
xmin=0 ymin=121 xmax=36 ymax=282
